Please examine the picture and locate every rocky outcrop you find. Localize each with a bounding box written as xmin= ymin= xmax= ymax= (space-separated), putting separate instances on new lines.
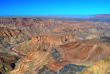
xmin=0 ymin=18 xmax=110 ymax=38
xmin=0 ymin=18 xmax=110 ymax=74
xmin=0 ymin=18 xmax=61 ymax=35
xmin=0 ymin=51 xmax=20 ymax=74
xmin=57 ymin=38 xmax=110 ymax=64
xmin=8 ymin=45 xmax=86 ymax=74
xmin=38 ymin=64 xmax=86 ymax=74
xmin=82 ymin=56 xmax=110 ymax=74
xmin=8 ymin=38 xmax=110 ymax=74
xmin=0 ymin=27 xmax=29 ymax=44
xmin=14 ymin=32 xmax=76 ymax=54
xmin=8 ymin=49 xmax=52 ymax=74
xmin=0 ymin=27 xmax=30 ymax=51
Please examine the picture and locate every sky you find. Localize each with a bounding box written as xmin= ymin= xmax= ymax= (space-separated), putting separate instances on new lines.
xmin=0 ymin=0 xmax=110 ymax=16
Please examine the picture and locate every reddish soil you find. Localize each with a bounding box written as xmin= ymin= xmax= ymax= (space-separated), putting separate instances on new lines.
xmin=9 ymin=46 xmax=27 ymax=56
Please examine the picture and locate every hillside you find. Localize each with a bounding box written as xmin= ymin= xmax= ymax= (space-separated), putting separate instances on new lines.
xmin=7 ymin=38 xmax=110 ymax=74
xmin=0 ymin=17 xmax=109 ymax=74
xmin=82 ymin=56 xmax=110 ymax=74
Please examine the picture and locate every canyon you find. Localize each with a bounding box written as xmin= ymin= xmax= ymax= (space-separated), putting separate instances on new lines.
xmin=0 ymin=17 xmax=110 ymax=74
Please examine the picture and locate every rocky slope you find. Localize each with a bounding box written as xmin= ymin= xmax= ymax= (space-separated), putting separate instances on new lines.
xmin=0 ymin=51 xmax=20 ymax=74
xmin=82 ymin=56 xmax=110 ymax=74
xmin=58 ymin=38 xmax=110 ymax=64
xmin=8 ymin=38 xmax=110 ymax=74
xmin=0 ymin=18 xmax=110 ymax=74
xmin=8 ymin=44 xmax=86 ymax=74
xmin=53 ymin=21 xmax=110 ymax=40
xmin=0 ymin=18 xmax=62 ymax=35
xmin=0 ymin=27 xmax=30 ymax=51
xmin=14 ymin=32 xmax=76 ymax=54
xmin=0 ymin=18 xmax=110 ymax=37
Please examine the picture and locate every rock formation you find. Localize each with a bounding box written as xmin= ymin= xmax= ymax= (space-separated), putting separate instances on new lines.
xmin=14 ymin=32 xmax=76 ymax=54
xmin=8 ymin=38 xmax=110 ymax=74
xmin=82 ymin=56 xmax=110 ymax=74
xmin=0 ymin=27 xmax=30 ymax=51
xmin=0 ymin=51 xmax=20 ymax=74
xmin=58 ymin=39 xmax=110 ymax=64
xmin=0 ymin=17 xmax=110 ymax=74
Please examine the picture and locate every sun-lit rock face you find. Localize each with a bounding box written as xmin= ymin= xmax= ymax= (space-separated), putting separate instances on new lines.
xmin=0 ymin=27 xmax=29 ymax=43
xmin=0 ymin=18 xmax=110 ymax=74
xmin=8 ymin=45 xmax=86 ymax=74
xmin=0 ymin=18 xmax=110 ymax=38
xmin=1 ymin=18 xmax=110 ymax=52
xmin=14 ymin=32 xmax=76 ymax=54
xmin=0 ymin=18 xmax=62 ymax=35
xmin=0 ymin=27 xmax=30 ymax=51
xmin=57 ymin=38 xmax=110 ymax=64
xmin=82 ymin=56 xmax=110 ymax=74
xmin=8 ymin=48 xmax=52 ymax=74
xmin=7 ymin=38 xmax=110 ymax=74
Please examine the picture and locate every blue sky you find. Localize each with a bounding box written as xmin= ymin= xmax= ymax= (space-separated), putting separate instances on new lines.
xmin=0 ymin=0 xmax=110 ymax=16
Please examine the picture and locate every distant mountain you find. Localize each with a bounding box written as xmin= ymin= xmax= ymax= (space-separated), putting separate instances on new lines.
xmin=1 ymin=14 xmax=110 ymax=22
xmin=91 ymin=14 xmax=110 ymax=19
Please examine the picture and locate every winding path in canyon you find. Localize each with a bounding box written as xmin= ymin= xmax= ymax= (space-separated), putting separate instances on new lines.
xmin=9 ymin=46 xmax=27 ymax=56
